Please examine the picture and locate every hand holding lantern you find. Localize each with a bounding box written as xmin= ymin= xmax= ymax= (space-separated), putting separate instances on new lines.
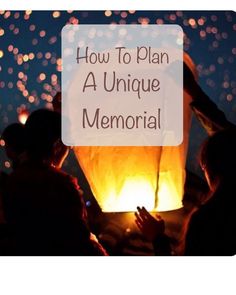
xmin=135 ymin=206 xmax=165 ymax=242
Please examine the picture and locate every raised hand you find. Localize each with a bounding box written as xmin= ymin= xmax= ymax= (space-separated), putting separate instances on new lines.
xmin=135 ymin=206 xmax=165 ymax=242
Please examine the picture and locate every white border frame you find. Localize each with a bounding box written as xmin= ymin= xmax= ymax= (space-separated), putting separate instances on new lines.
xmin=0 ymin=4 xmax=235 ymax=295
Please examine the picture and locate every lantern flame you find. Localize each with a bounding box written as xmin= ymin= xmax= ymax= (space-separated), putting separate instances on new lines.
xmin=103 ymin=177 xmax=155 ymax=212
xmin=97 ymin=173 xmax=182 ymax=212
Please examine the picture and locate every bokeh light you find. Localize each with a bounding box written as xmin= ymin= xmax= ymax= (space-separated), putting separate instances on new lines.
xmin=0 ymin=10 xmax=235 ymax=177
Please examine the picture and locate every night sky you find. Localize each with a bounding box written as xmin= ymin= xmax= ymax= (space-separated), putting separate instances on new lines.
xmin=0 ymin=10 xmax=236 ymax=177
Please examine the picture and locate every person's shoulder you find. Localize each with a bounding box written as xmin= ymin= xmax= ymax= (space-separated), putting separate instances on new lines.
xmin=49 ymin=166 xmax=80 ymax=190
xmin=189 ymin=202 xmax=210 ymax=227
xmin=190 ymin=193 xmax=221 ymax=229
xmin=8 ymin=164 xmax=78 ymax=188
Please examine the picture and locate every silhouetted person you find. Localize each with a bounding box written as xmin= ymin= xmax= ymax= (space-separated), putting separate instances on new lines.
xmin=52 ymin=92 xmax=103 ymax=233
xmin=184 ymin=129 xmax=236 ymax=255
xmin=135 ymin=62 xmax=236 ymax=256
xmin=135 ymin=129 xmax=236 ymax=255
xmin=0 ymin=123 xmax=26 ymax=224
xmin=5 ymin=109 xmax=107 ymax=255
xmin=1 ymin=123 xmax=26 ymax=169
xmin=0 ymin=123 xmax=26 ymax=253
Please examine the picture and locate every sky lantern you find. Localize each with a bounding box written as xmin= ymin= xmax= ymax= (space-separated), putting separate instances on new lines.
xmin=18 ymin=109 xmax=29 ymax=125
xmin=73 ymin=53 xmax=196 ymax=212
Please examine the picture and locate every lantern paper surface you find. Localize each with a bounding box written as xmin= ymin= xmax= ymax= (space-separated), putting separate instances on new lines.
xmin=74 ymin=54 xmax=195 ymax=212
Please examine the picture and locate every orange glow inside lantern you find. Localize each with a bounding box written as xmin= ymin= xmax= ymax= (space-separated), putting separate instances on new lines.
xmin=74 ymin=145 xmax=186 ymax=212
xmin=73 ymin=54 xmax=196 ymax=212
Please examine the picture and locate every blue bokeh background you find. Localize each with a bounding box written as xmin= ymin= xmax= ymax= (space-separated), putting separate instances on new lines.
xmin=0 ymin=10 xmax=236 ymax=178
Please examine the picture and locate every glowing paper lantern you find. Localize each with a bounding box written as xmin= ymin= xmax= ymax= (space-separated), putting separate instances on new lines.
xmin=18 ymin=109 xmax=29 ymax=125
xmin=74 ymin=54 xmax=196 ymax=212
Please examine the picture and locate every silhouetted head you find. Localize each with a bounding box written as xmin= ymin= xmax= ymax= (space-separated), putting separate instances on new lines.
xmin=25 ymin=109 xmax=69 ymax=168
xmin=2 ymin=123 xmax=26 ymax=168
xmin=200 ymin=128 xmax=236 ymax=191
